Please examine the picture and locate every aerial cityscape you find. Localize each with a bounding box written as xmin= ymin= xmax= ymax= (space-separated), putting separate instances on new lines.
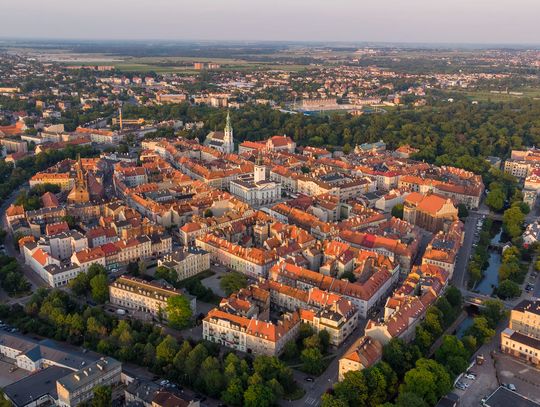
xmin=1 ymin=2 xmax=540 ymax=407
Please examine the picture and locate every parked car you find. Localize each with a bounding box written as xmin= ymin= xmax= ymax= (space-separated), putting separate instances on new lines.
xmin=465 ymin=374 xmax=476 ymax=380
xmin=455 ymin=382 xmax=466 ymax=390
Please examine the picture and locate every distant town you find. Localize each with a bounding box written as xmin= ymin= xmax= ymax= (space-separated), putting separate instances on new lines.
xmin=0 ymin=43 xmax=540 ymax=407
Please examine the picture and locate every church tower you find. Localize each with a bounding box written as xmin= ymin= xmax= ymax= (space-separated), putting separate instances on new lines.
xmin=223 ymin=110 xmax=234 ymax=153
xmin=67 ymin=154 xmax=90 ymax=204
xmin=254 ymin=152 xmax=266 ymax=183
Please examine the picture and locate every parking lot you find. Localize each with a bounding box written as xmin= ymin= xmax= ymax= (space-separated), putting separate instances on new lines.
xmin=453 ymin=353 xmax=499 ymax=406
xmin=496 ymin=354 xmax=540 ymax=404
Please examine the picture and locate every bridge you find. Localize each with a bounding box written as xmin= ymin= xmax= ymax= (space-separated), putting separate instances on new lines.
xmin=461 ymin=289 xmax=514 ymax=309
xmin=488 ymin=242 xmax=507 ymax=251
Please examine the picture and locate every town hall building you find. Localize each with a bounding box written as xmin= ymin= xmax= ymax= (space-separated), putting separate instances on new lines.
xmin=230 ymin=153 xmax=281 ymax=207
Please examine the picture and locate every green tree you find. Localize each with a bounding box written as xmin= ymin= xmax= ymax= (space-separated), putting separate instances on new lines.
xmin=435 ymin=335 xmax=469 ymax=376
xmin=243 ymin=383 xmax=275 ymax=407
xmin=166 ymin=295 xmax=192 ymax=329
xmin=301 ymin=347 xmax=324 ymax=375
xmin=92 ymin=385 xmax=112 ymax=407
xmin=220 ymin=272 xmax=248 ymax=296
xmin=457 ymin=203 xmax=469 ymax=219
xmin=138 ymin=260 xmax=147 ymax=276
xmin=496 ymin=280 xmax=521 ymax=299
xmin=334 ymin=370 xmax=368 ymax=406
xmin=382 ymin=338 xmax=420 ymax=378
xmin=503 ymin=206 xmax=525 ymax=238
xmin=155 ymin=266 xmax=178 ymax=285
xmin=364 ymin=366 xmax=388 ymax=406
xmin=282 ymin=340 xmax=298 ymax=361
xmin=156 ymin=335 xmax=179 ymax=365
xmin=185 ymin=343 xmax=209 ymax=381
xmin=321 ymin=394 xmax=348 ymax=407
xmin=303 ymin=334 xmax=321 ymax=350
xmin=221 ymin=377 xmax=245 ymax=406
xmin=401 ymin=359 xmax=451 ymax=406
xmin=199 ymin=356 xmax=225 ymax=397
xmin=391 ymin=203 xmax=404 ymax=219
xmin=318 ymin=330 xmax=331 ymax=354
xmin=486 ymin=188 xmax=505 ymax=212
xmin=90 ymin=273 xmax=109 ymax=303
xmin=394 ymin=392 xmax=429 ymax=407
xmin=465 ymin=316 xmax=495 ymax=344
xmin=481 ymin=299 xmax=507 ymax=328
xmin=445 ymin=286 xmax=463 ymax=308
xmin=461 ymin=335 xmax=478 ymax=355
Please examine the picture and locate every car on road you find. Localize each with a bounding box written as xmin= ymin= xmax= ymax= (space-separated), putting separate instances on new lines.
xmin=455 ymin=382 xmax=466 ymax=390
xmin=304 ymin=377 xmax=314 ymax=382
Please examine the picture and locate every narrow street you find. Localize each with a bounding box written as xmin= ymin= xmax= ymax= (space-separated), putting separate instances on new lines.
xmin=288 ymin=321 xmax=369 ymax=407
xmin=1 ymin=185 xmax=49 ymax=292
xmin=452 ymin=211 xmax=483 ymax=289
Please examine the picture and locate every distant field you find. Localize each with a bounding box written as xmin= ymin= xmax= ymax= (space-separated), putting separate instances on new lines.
xmin=59 ymin=55 xmax=309 ymax=73
xmin=456 ymin=88 xmax=540 ymax=101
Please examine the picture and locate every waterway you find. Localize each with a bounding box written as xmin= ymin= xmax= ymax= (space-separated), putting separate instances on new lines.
xmin=455 ymin=315 xmax=474 ymax=338
xmin=474 ymin=222 xmax=503 ymax=296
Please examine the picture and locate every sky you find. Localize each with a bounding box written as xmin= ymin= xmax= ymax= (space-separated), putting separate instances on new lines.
xmin=1 ymin=0 xmax=539 ymax=45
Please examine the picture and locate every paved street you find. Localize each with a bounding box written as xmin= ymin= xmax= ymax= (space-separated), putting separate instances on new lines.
xmin=288 ymin=322 xmax=368 ymax=407
xmin=1 ymin=185 xmax=49 ymax=291
xmin=452 ymin=211 xmax=484 ymax=289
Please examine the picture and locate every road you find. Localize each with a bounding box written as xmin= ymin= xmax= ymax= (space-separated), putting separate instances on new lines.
xmin=534 ymin=272 xmax=540 ymax=298
xmin=289 ymin=321 xmax=368 ymax=407
xmin=1 ymin=185 xmax=49 ymax=291
xmin=452 ymin=212 xmax=484 ymax=289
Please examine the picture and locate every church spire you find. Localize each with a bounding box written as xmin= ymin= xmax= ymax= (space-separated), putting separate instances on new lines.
xmin=76 ymin=154 xmax=86 ymax=187
xmin=224 ymin=110 xmax=232 ymax=134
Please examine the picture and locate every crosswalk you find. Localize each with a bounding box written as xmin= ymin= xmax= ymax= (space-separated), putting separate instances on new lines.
xmin=305 ymin=396 xmax=319 ymax=406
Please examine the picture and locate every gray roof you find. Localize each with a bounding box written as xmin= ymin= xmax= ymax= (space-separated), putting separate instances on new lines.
xmin=484 ymin=386 xmax=540 ymax=407
xmin=125 ymin=379 xmax=160 ymax=404
xmin=3 ymin=366 xmax=72 ymax=407
xmin=0 ymin=333 xmax=95 ymax=370
xmin=57 ymin=357 xmax=121 ymax=392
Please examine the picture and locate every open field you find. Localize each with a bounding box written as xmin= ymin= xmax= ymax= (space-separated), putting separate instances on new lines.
xmin=57 ymin=54 xmax=309 ymax=73
xmin=453 ymin=88 xmax=540 ymax=101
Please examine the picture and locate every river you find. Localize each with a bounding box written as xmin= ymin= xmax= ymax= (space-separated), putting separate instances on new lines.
xmin=474 ymin=222 xmax=503 ymax=296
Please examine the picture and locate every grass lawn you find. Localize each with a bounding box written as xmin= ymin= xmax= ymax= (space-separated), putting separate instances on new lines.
xmin=177 ymin=269 xmax=215 ymax=288
xmin=285 ymin=354 xmax=336 ymax=377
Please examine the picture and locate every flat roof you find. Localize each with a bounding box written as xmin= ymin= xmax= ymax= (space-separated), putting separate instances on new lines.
xmin=3 ymin=366 xmax=72 ymax=407
xmin=484 ymin=386 xmax=540 ymax=407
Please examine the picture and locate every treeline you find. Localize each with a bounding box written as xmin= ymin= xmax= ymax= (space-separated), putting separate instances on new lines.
xmin=322 ymin=288 xmax=505 ymax=407
xmin=468 ymin=218 xmax=495 ymax=288
xmin=124 ymin=99 xmax=540 ymax=169
xmin=0 ymin=289 xmax=301 ymax=406
xmin=0 ymin=145 xmax=97 ymax=202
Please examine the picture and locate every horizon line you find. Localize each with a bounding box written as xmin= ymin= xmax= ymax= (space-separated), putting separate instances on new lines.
xmin=1 ymin=36 xmax=540 ymax=49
